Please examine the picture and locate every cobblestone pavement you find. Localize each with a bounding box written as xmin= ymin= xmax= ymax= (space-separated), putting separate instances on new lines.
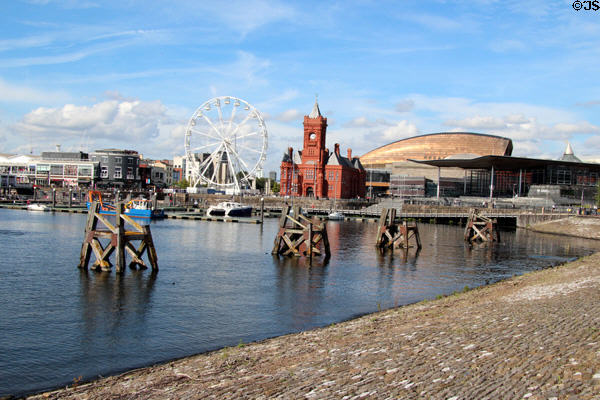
xmin=29 ymin=253 xmax=600 ymax=400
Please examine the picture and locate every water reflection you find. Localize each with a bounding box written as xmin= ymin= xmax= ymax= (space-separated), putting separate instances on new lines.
xmin=272 ymin=256 xmax=329 ymax=330
xmin=78 ymin=269 xmax=157 ymax=336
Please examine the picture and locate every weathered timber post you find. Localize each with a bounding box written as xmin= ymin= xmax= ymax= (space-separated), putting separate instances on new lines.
xmin=79 ymin=200 xmax=158 ymax=273
xmin=260 ymin=197 xmax=265 ymax=224
xmin=375 ymin=208 xmax=422 ymax=250
xmin=115 ymin=202 xmax=126 ymax=273
xmin=272 ymin=205 xmax=330 ymax=261
xmin=307 ymin=221 xmax=313 ymax=265
xmin=464 ymin=208 xmax=500 ymax=243
xmin=152 ymin=192 xmax=158 ymax=210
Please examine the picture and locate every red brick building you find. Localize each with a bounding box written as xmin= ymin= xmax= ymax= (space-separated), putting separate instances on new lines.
xmin=280 ymin=100 xmax=366 ymax=199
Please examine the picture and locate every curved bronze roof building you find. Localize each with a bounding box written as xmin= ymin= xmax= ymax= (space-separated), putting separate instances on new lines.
xmin=360 ymin=132 xmax=513 ymax=168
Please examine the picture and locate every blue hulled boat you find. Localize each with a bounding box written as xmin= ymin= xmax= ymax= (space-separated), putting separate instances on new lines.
xmin=86 ymin=191 xmax=164 ymax=219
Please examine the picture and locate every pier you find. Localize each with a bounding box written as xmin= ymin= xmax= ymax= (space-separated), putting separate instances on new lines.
xmin=0 ymin=199 xmax=580 ymax=228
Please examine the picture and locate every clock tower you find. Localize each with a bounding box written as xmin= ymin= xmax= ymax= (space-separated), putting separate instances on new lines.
xmin=302 ymin=98 xmax=327 ymax=165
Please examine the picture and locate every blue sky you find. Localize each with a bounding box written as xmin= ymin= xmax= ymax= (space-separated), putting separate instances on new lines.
xmin=1 ymin=0 xmax=599 ymax=174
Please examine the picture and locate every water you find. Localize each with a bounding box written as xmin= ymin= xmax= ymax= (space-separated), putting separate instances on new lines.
xmin=1 ymin=208 xmax=598 ymax=397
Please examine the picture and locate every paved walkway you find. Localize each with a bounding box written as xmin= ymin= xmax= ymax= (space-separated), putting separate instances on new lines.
xmin=29 ymin=251 xmax=600 ymax=400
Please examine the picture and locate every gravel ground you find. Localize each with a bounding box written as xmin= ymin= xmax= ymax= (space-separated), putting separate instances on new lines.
xmin=528 ymin=216 xmax=600 ymax=240
xmin=25 ymin=218 xmax=600 ymax=400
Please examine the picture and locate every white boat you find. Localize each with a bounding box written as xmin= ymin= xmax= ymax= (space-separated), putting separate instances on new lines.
xmin=328 ymin=211 xmax=345 ymax=220
xmin=27 ymin=203 xmax=50 ymax=212
xmin=206 ymin=201 xmax=253 ymax=217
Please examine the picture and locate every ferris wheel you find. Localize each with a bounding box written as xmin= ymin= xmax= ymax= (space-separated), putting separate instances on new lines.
xmin=184 ymin=96 xmax=268 ymax=192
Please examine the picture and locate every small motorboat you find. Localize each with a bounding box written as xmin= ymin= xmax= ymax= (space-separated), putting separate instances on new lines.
xmin=328 ymin=211 xmax=345 ymax=220
xmin=206 ymin=201 xmax=252 ymax=217
xmin=86 ymin=191 xmax=165 ymax=219
xmin=27 ymin=203 xmax=50 ymax=212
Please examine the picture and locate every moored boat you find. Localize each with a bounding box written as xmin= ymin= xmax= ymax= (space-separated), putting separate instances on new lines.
xmin=27 ymin=203 xmax=50 ymax=212
xmin=206 ymin=201 xmax=253 ymax=217
xmin=328 ymin=211 xmax=345 ymax=220
xmin=86 ymin=191 xmax=164 ymax=219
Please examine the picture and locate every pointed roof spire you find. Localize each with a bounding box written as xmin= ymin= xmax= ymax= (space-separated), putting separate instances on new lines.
xmin=560 ymin=141 xmax=582 ymax=162
xmin=564 ymin=141 xmax=574 ymax=155
xmin=309 ymin=94 xmax=321 ymax=118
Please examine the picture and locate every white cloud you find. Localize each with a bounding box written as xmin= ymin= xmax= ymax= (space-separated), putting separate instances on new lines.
xmin=444 ymin=113 xmax=600 ymax=142
xmin=0 ymin=78 xmax=69 ymax=104
xmin=11 ymin=99 xmax=170 ymax=154
xmin=275 ymin=109 xmax=301 ymax=122
xmin=382 ymin=120 xmax=419 ymax=141
xmin=345 ymin=116 xmax=373 ymax=128
xmin=444 ymin=115 xmax=507 ymax=130
xmin=190 ymin=0 xmax=297 ymax=36
xmin=395 ymin=99 xmax=415 ymax=113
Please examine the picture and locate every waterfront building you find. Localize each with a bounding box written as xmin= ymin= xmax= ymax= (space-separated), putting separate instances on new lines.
xmin=412 ymin=143 xmax=600 ymax=205
xmin=0 ymin=152 xmax=98 ymax=191
xmin=360 ymin=132 xmax=513 ymax=195
xmin=279 ymin=100 xmax=366 ymax=199
xmin=151 ymin=160 xmax=173 ymax=188
xmin=172 ymin=156 xmax=187 ymax=183
xmin=90 ymin=149 xmax=141 ymax=189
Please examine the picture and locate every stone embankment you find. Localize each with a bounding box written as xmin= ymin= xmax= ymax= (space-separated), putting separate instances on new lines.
xmin=26 ymin=217 xmax=600 ymax=400
xmin=527 ymin=216 xmax=600 ymax=240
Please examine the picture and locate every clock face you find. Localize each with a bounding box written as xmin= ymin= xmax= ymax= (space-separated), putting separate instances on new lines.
xmin=309 ymin=133 xmax=316 ymax=140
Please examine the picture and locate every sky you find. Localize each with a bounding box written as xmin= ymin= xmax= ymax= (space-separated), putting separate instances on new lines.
xmin=1 ymin=0 xmax=600 ymax=175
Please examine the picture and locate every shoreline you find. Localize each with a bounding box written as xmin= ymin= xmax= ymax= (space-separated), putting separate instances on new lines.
xmin=20 ymin=217 xmax=600 ymax=399
xmin=26 ymin=263 xmax=600 ymax=398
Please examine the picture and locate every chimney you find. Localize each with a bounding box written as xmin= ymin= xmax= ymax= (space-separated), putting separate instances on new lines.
xmin=288 ymin=147 xmax=293 ymax=160
xmin=347 ymin=148 xmax=352 ymax=159
xmin=334 ymin=143 xmax=340 ymax=156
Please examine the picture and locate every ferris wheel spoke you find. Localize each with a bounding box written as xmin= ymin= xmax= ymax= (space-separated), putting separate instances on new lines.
xmin=237 ymin=143 xmax=262 ymax=154
xmin=191 ymin=141 xmax=221 ymax=152
xmin=209 ymin=155 xmax=220 ymax=183
xmin=190 ymin=127 xmax=222 ymax=141
xmin=199 ymin=144 xmax=222 ymax=178
xmin=216 ymin=101 xmax=225 ymax=132
xmin=226 ymin=145 xmax=252 ymax=173
xmin=223 ymin=145 xmax=241 ymax=189
xmin=228 ymin=112 xmax=254 ymax=138
xmin=227 ymin=103 xmax=238 ymax=134
xmin=200 ymin=114 xmax=226 ymax=139
xmin=235 ymin=130 xmax=260 ymax=140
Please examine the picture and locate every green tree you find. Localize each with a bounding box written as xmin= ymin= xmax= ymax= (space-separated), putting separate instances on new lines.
xmin=271 ymin=180 xmax=280 ymax=193
xmin=175 ymin=178 xmax=189 ymax=189
xmin=255 ymin=177 xmax=267 ymax=191
xmin=596 ymin=181 xmax=600 ymax=207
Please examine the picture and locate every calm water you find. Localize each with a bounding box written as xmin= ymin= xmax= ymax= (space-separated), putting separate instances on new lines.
xmin=1 ymin=208 xmax=599 ymax=397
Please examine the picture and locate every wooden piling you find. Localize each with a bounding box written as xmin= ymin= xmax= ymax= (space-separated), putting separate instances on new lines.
xmin=464 ymin=208 xmax=500 ymax=243
xmin=79 ymin=201 xmax=158 ymax=273
xmin=375 ymin=208 xmax=422 ymax=250
xmin=272 ymin=205 xmax=330 ymax=261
